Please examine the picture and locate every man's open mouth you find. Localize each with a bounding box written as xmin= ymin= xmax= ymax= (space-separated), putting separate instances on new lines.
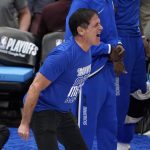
xmin=96 ymin=34 xmax=100 ymax=37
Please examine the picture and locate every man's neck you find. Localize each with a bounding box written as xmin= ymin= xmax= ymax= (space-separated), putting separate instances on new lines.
xmin=75 ymin=36 xmax=90 ymax=52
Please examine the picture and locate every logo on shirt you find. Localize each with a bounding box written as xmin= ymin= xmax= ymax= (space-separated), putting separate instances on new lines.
xmin=65 ymin=65 xmax=91 ymax=103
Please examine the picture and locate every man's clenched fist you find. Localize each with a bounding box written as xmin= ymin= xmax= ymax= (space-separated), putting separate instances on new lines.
xmin=109 ymin=45 xmax=125 ymax=62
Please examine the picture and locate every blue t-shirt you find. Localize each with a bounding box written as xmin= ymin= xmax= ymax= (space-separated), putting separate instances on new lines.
xmin=113 ymin=0 xmax=141 ymax=36
xmin=34 ymin=37 xmax=91 ymax=112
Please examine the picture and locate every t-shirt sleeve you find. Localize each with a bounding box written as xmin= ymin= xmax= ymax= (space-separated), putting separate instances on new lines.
xmin=39 ymin=50 xmax=69 ymax=82
xmin=15 ymin=0 xmax=28 ymax=10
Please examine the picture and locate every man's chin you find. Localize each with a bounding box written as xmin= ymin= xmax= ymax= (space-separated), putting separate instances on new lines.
xmin=94 ymin=41 xmax=100 ymax=46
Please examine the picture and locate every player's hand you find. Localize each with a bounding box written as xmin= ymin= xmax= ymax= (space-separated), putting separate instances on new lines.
xmin=18 ymin=123 xmax=30 ymax=140
xmin=109 ymin=45 xmax=125 ymax=62
xmin=113 ymin=61 xmax=127 ymax=76
xmin=116 ymin=44 xmax=125 ymax=59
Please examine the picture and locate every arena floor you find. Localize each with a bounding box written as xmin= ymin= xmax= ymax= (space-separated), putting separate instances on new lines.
xmin=3 ymin=128 xmax=150 ymax=150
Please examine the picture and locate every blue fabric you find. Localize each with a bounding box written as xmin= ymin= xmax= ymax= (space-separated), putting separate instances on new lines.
xmin=113 ymin=0 xmax=147 ymax=143
xmin=34 ymin=37 xmax=91 ymax=112
xmin=113 ymin=0 xmax=141 ymax=36
xmin=116 ymin=36 xmax=147 ymax=143
xmin=80 ymin=63 xmax=117 ymax=150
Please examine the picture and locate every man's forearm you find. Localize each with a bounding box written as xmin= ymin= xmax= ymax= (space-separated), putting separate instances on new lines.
xmin=21 ymin=85 xmax=40 ymax=126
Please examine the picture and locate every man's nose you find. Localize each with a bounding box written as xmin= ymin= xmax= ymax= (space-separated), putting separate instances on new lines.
xmin=99 ymin=24 xmax=103 ymax=31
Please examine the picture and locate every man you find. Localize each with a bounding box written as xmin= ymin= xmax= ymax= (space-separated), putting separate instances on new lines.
xmin=28 ymin=0 xmax=55 ymax=34
xmin=0 ymin=0 xmax=31 ymax=31
xmin=140 ymin=0 xmax=150 ymax=58
xmin=113 ymin=0 xmax=147 ymax=150
xmin=140 ymin=0 xmax=150 ymax=35
xmin=65 ymin=0 xmax=125 ymax=150
xmin=142 ymin=21 xmax=150 ymax=58
xmin=37 ymin=0 xmax=71 ymax=40
xmin=18 ymin=8 xmax=103 ymax=150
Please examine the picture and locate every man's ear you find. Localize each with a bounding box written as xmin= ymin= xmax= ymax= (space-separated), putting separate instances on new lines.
xmin=77 ymin=26 xmax=85 ymax=36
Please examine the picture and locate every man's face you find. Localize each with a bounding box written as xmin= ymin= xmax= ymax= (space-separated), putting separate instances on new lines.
xmin=84 ymin=14 xmax=103 ymax=46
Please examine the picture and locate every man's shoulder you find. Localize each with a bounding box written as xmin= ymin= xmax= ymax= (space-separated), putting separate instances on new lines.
xmin=51 ymin=38 xmax=78 ymax=62
xmin=56 ymin=37 xmax=75 ymax=51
